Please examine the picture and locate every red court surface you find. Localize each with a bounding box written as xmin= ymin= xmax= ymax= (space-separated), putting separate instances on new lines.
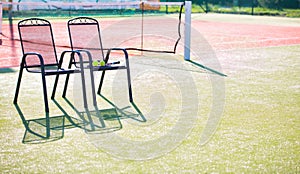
xmin=196 ymin=21 xmax=300 ymax=51
xmin=1 ymin=16 xmax=300 ymax=68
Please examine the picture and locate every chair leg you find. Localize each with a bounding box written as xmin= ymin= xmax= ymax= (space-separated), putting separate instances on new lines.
xmin=88 ymin=63 xmax=97 ymax=107
xmin=45 ymin=112 xmax=50 ymax=138
xmin=97 ymin=70 xmax=106 ymax=95
xmin=125 ymin=58 xmax=133 ymax=102
xmin=62 ymin=57 xmax=74 ymax=98
xmin=126 ymin=67 xmax=133 ymax=103
xmin=14 ymin=65 xmax=50 ymax=137
xmin=40 ymin=73 xmax=50 ymax=113
xmin=80 ymin=68 xmax=88 ymax=110
xmin=13 ymin=67 xmax=24 ymax=104
xmin=62 ymin=73 xmax=71 ymax=98
xmin=51 ymin=74 xmax=60 ymax=99
xmin=40 ymin=73 xmax=50 ymax=138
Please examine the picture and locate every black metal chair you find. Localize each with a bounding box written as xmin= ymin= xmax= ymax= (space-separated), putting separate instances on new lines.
xmin=13 ymin=18 xmax=93 ymax=137
xmin=63 ymin=17 xmax=133 ymax=103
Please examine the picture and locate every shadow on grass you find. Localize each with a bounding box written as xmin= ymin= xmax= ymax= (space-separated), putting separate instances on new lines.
xmin=14 ymin=100 xmax=85 ymax=144
xmin=99 ymin=94 xmax=147 ymax=123
xmin=62 ymin=93 xmax=147 ymax=134
xmin=0 ymin=68 xmax=16 ymax=74
xmin=62 ymin=98 xmax=123 ymax=134
xmin=14 ymin=95 xmax=147 ymax=142
xmin=187 ymin=60 xmax=227 ymax=77
xmin=14 ymin=104 xmax=66 ymax=144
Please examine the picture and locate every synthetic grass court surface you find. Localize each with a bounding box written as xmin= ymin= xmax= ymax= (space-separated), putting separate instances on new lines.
xmin=0 ymin=14 xmax=300 ymax=173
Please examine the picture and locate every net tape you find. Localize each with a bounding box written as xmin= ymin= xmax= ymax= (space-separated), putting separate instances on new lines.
xmin=1 ymin=1 xmax=184 ymax=10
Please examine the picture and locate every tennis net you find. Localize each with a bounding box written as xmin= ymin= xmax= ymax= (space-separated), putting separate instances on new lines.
xmin=1 ymin=1 xmax=191 ymax=57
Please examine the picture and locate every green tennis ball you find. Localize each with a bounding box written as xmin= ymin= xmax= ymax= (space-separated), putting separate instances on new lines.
xmin=100 ymin=60 xmax=105 ymax=66
xmin=92 ymin=60 xmax=99 ymax=66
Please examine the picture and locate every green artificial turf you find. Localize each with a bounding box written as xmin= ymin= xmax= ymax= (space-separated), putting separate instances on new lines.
xmin=0 ymin=14 xmax=299 ymax=173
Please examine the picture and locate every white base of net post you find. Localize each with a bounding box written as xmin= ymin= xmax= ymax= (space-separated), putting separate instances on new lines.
xmin=184 ymin=1 xmax=191 ymax=61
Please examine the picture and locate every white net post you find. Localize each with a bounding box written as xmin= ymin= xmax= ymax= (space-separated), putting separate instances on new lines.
xmin=0 ymin=1 xmax=2 ymax=45
xmin=184 ymin=1 xmax=191 ymax=61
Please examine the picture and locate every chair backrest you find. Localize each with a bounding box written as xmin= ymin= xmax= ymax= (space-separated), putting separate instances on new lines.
xmin=68 ymin=17 xmax=105 ymax=62
xmin=18 ymin=18 xmax=59 ymax=67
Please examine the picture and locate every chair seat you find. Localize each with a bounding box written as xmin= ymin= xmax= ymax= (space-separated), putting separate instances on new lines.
xmin=91 ymin=65 xmax=127 ymax=71
xmin=38 ymin=68 xmax=79 ymax=76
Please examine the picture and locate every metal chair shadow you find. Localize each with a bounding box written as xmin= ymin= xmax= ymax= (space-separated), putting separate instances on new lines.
xmin=14 ymin=104 xmax=66 ymax=144
xmin=99 ymin=94 xmax=147 ymax=123
xmin=14 ymin=95 xmax=147 ymax=142
xmin=62 ymin=98 xmax=123 ymax=134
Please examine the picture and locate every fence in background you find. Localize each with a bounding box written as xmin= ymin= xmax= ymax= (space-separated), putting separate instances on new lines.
xmin=195 ymin=0 xmax=300 ymax=16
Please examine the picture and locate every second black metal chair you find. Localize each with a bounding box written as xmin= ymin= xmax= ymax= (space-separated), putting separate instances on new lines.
xmin=62 ymin=17 xmax=133 ymax=103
